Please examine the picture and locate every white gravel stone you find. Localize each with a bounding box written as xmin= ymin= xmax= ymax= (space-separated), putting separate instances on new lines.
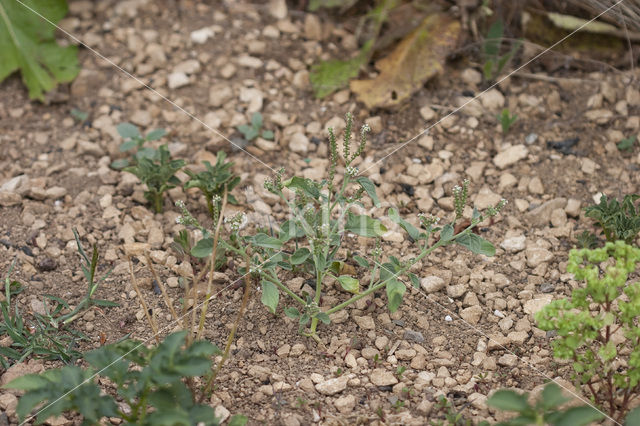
xmin=481 ymin=89 xmax=505 ymax=110
xmin=315 ymin=375 xmax=348 ymax=395
xmin=500 ymin=235 xmax=526 ymax=252
xmin=334 ymin=394 xmax=356 ymax=413
xmin=525 ymin=247 xmax=553 ymax=267
xmin=190 ymin=27 xmax=214 ymax=44
xmin=493 ymin=144 xmax=528 ymax=169
xmin=523 ymin=295 xmax=554 ymax=316
xmin=167 ymin=72 xmax=189 ymax=89
xmin=421 ymin=276 xmax=445 ymax=294
xmin=288 ymin=132 xmax=309 ymax=153
xmin=370 ymin=369 xmax=398 ymax=386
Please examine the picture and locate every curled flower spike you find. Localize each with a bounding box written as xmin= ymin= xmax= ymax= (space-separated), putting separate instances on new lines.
xmin=346 ymin=166 xmax=359 ymax=178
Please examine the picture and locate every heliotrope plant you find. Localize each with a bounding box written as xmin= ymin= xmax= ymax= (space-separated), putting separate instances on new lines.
xmin=245 ymin=113 xmax=506 ymax=342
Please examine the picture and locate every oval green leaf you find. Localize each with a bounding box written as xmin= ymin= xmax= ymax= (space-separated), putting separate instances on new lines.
xmin=337 ymin=275 xmax=360 ymax=294
xmin=260 ymin=281 xmax=279 ymax=314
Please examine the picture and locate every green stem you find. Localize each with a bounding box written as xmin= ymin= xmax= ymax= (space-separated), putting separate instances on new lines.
xmin=262 ymin=272 xmax=306 ymax=306
xmin=152 ymin=192 xmax=163 ymax=213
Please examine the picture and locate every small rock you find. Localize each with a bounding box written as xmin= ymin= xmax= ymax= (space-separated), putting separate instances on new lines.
xmin=168 ymin=72 xmax=189 ymax=89
xmin=524 ymin=198 xmax=567 ymax=227
xmin=315 ymin=375 xmax=349 ymax=395
xmin=461 ymin=68 xmax=482 ymax=85
xmin=498 ymin=353 xmax=518 ymax=367
xmin=421 ymin=276 xmax=445 ymax=294
xmin=37 ymin=257 xmax=57 ymax=272
xmin=334 ymin=394 xmax=355 ymax=414
xmin=190 ymin=27 xmax=214 ymax=44
xmin=525 ymin=248 xmax=553 ymax=268
xmin=237 ymin=55 xmax=263 ymax=68
xmin=239 ymin=87 xmax=264 ymax=113
xmin=0 ymin=191 xmax=21 ymax=207
xmin=269 ymin=0 xmax=287 ymax=19
xmin=447 ymin=284 xmax=466 ymax=298
xmin=468 ymin=392 xmax=487 ymax=410
xmin=370 ymin=369 xmax=398 ymax=386
xmin=459 ymin=305 xmax=483 ymax=324
xmin=46 ymin=186 xmax=67 ymax=199
xmin=523 ymin=295 xmax=554 ymax=316
xmin=0 ymin=360 xmax=45 ymax=386
xmin=493 ymin=144 xmax=528 ymax=169
xmin=214 ymin=406 xmax=230 ymax=423
xmin=565 ymin=199 xmax=581 ymax=217
xmin=550 ymin=208 xmax=567 ymax=227
xmin=500 ymin=235 xmax=526 ymax=252
xmin=209 ymin=84 xmax=233 ymax=107
xmin=481 ymin=89 xmax=505 ymax=110
xmin=77 ymin=140 xmax=104 ymax=157
xmin=288 ymin=133 xmax=309 ymax=153
xmin=276 ymin=343 xmax=291 ymax=357
xmin=174 ymin=59 xmax=201 ymax=75
xmin=354 ymin=315 xmax=375 ymax=330
xmin=474 ymin=187 xmax=502 ymax=209
xmin=528 ymin=177 xmax=544 ymax=194
xmin=584 ymin=109 xmax=613 ymax=124
xmin=304 ymin=14 xmax=323 ymax=40
xmin=1 ymin=175 xmax=29 ymax=194
xmin=403 ymin=329 xmax=425 ymax=343
xmin=420 ymin=106 xmax=436 ymax=121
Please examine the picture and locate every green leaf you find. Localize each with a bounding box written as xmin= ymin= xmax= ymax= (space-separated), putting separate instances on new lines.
xmin=309 ymin=45 xmax=368 ymax=98
xmin=484 ymin=20 xmax=504 ymax=57
xmin=487 ymin=389 xmax=529 ymax=412
xmin=353 ymin=255 xmax=370 ymax=268
xmin=260 ymin=281 xmax=279 ymax=314
xmin=539 ymin=383 xmax=570 ymax=410
xmin=315 ymin=312 xmax=330 ymax=324
xmin=261 ymin=130 xmax=274 ymax=140
xmin=337 ymin=275 xmax=360 ymax=294
xmin=146 ymin=128 xmax=167 ymax=141
xmin=290 ymin=248 xmax=311 ymax=265
xmin=191 ymin=237 xmax=213 ymax=258
xmin=116 ymin=122 xmax=140 ymax=139
xmin=554 ymin=406 xmax=605 ymax=426
xmin=251 ymin=233 xmax=283 ymax=249
xmin=345 ymin=212 xmax=387 ymax=237
xmin=119 ymin=140 xmax=138 ymax=152
xmin=617 ymin=136 xmax=636 ymax=151
xmin=229 ymin=414 xmax=249 ymax=426
xmin=284 ymin=307 xmax=300 ymax=319
xmin=251 ymin=112 xmax=263 ymax=128
xmin=386 ymin=279 xmax=406 ymax=313
xmin=455 ymin=233 xmax=495 ymax=256
xmin=70 ymin=108 xmax=88 ymax=122
xmin=110 ymin=158 xmax=129 ymax=169
xmin=439 ymin=224 xmax=454 ymax=242
xmin=408 ymin=272 xmax=420 ymax=289
xmin=0 ymin=0 xmax=79 ymax=101
xmin=626 ymin=407 xmax=640 ymax=425
xmin=355 ymin=176 xmax=380 ymax=207
xmin=388 ymin=207 xmax=421 ymax=240
xmin=284 ymin=176 xmax=320 ymax=199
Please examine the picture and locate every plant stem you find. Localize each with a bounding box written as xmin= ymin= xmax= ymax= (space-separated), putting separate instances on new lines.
xmin=203 ymin=251 xmax=252 ymax=399
xmin=196 ymin=188 xmax=228 ymax=341
xmin=152 ymin=192 xmax=163 ymax=213
xmin=262 ymin=272 xmax=306 ymax=305
xmin=128 ymin=256 xmax=159 ymax=344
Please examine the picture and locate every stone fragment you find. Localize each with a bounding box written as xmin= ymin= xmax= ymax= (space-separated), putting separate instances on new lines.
xmin=524 ymin=198 xmax=567 ymax=227
xmin=334 ymin=394 xmax=355 ymax=414
xmin=460 ymin=305 xmax=483 ymax=324
xmin=481 ymin=89 xmax=505 ymax=110
xmin=501 ymin=235 xmax=526 ymax=252
xmin=315 ymin=375 xmax=348 ymax=395
xmin=493 ymin=145 xmax=528 ymax=169
xmin=168 ymin=72 xmax=189 ymax=89
xmin=354 ymin=315 xmax=375 ymax=330
xmin=370 ymin=369 xmax=398 ymax=386
xmin=525 ymin=248 xmax=553 ymax=267
xmin=523 ymin=295 xmax=553 ymax=316
xmin=0 ymin=191 xmax=21 ymax=206
xmin=421 ymin=276 xmax=445 ymax=294
xmin=288 ymin=133 xmax=309 ymax=153
xmin=190 ymin=27 xmax=214 ymax=44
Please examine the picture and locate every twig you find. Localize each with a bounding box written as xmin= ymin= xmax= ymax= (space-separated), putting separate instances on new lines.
xmin=145 ymin=253 xmax=183 ymax=329
xmin=128 ymin=256 xmax=159 ymax=344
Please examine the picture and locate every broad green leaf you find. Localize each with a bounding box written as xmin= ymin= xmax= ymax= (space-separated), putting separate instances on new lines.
xmin=388 ymin=207 xmax=421 ymax=240
xmin=4 ymin=373 xmax=51 ymax=390
xmin=539 ymin=383 xmax=570 ymax=410
xmin=554 ymin=406 xmax=605 ymax=426
xmin=251 ymin=112 xmax=263 ymax=128
xmin=191 ymin=237 xmax=213 ymax=258
xmin=117 ymin=122 xmax=140 ymax=139
xmin=229 ymin=414 xmax=249 ymax=426
xmin=0 ymin=0 xmax=79 ymax=101
xmin=290 ymin=248 xmax=311 ymax=265
xmin=455 ymin=233 xmax=495 ymax=256
xmin=251 ymin=233 xmax=283 ymax=249
xmin=356 ymin=176 xmax=380 ymax=207
xmin=345 ymin=212 xmax=387 ymax=237
xmin=625 ymin=407 xmax=640 ymax=425
xmin=110 ymin=159 xmax=129 ymax=169
xmin=337 ymin=275 xmax=359 ymax=294
xmin=353 ymin=255 xmax=370 ymax=268
xmin=261 ymin=130 xmax=274 ymax=140
xmin=484 ymin=20 xmax=504 ymax=56
xmin=386 ymin=279 xmax=405 ymax=313
xmin=284 ymin=307 xmax=300 ymax=319
xmin=617 ymin=136 xmax=636 ymax=151
xmin=284 ymin=176 xmax=320 ymax=199
xmin=487 ymin=389 xmax=529 ymax=412
xmin=261 ymin=281 xmax=279 ymax=314
xmin=119 ymin=140 xmax=137 ymax=152
xmin=408 ymin=272 xmax=420 ymax=288
xmin=146 ymin=128 xmax=167 ymax=141
xmin=315 ymin=312 xmax=330 ymax=324
xmin=439 ymin=224 xmax=454 ymax=242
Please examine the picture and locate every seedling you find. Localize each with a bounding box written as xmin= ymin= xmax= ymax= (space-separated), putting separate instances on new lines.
xmin=252 ymin=113 xmax=505 ymax=342
xmin=576 ymin=230 xmax=598 ymax=249
xmin=498 ymin=108 xmax=517 ymax=134
xmin=584 ymin=193 xmax=640 ymax=244
xmin=5 ymin=331 xmax=221 ymax=425
xmin=482 ymin=382 xmax=604 ymax=426
xmin=184 ymin=151 xmax=241 ymax=218
xmin=70 ymin=108 xmax=88 ymax=123
xmin=617 ymin=136 xmax=636 ymax=152
xmin=124 ymin=144 xmax=185 ymax=213
xmin=0 ymin=260 xmax=85 ymax=368
xmin=536 ymin=242 xmax=640 ymax=422
xmin=110 ymin=122 xmax=168 ymax=169
xmin=236 ymin=112 xmax=273 ymax=142
xmin=430 ymin=395 xmax=472 ymax=426
xmin=59 ymin=229 xmax=118 ymax=325
xmin=482 ymin=20 xmax=522 ymax=81
xmin=395 ymin=365 xmax=407 ymax=379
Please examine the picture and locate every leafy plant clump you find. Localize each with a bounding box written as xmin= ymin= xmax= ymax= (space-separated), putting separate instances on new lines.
xmin=584 ymin=193 xmax=640 ymax=244
xmin=184 ymin=151 xmax=240 ymax=218
xmin=498 ymin=108 xmax=517 ymax=134
xmin=535 ymin=242 xmax=640 ymax=422
xmin=110 ymin=122 xmax=168 ymax=169
xmin=0 ymin=0 xmax=79 ymax=100
xmin=124 ymin=145 xmax=185 ymax=213
xmin=250 ymin=112 xmax=505 ymax=342
xmin=236 ymin=112 xmax=273 ymax=142
xmin=482 ymin=382 xmax=604 ymax=426
xmin=4 ymin=331 xmax=222 ymax=425
xmin=482 ymin=20 xmax=522 ymax=81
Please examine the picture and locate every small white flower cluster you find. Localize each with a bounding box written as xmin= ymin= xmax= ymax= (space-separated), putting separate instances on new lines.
xmin=320 ymin=222 xmax=330 ymax=236
xmin=361 ymin=123 xmax=371 ymax=134
xmin=212 ymin=194 xmax=222 ymax=204
xmin=417 ymin=213 xmax=440 ymax=227
xmin=225 ymin=212 xmax=248 ymax=232
xmin=346 ymin=166 xmax=359 ymax=178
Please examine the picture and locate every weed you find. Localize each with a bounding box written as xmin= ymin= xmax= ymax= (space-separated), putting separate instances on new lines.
xmin=617 ymin=136 xmax=636 ymax=152
xmin=110 ymin=122 xmax=168 ymax=169
xmin=498 ymin=108 xmax=517 ymax=134
xmin=430 ymin=395 xmax=472 ymax=426
xmin=184 ymin=151 xmax=240 ymax=218
xmin=482 ymin=20 xmax=522 ymax=81
xmin=236 ymin=112 xmax=274 ymax=142
xmin=253 ymin=113 xmax=505 ymax=342
xmin=395 ymin=365 xmax=407 ymax=379
xmin=481 ymin=382 xmax=604 ymax=426
xmin=0 ymin=260 xmax=85 ymax=368
xmin=536 ymin=242 xmax=640 ymax=422
xmin=70 ymin=108 xmax=88 ymax=123
xmin=576 ymin=230 xmax=599 ymax=249
xmin=4 ymin=331 xmax=221 ymax=425
xmin=124 ymin=144 xmax=186 ymax=213
xmin=584 ymin=193 xmax=640 ymax=244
